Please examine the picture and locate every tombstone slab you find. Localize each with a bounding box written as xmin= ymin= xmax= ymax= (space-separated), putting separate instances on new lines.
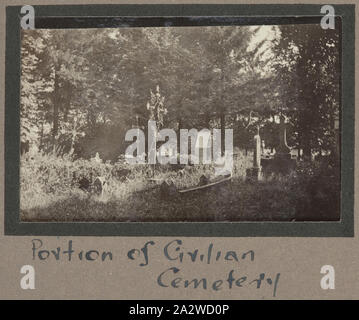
xmin=272 ymin=114 xmax=296 ymax=175
xmin=246 ymin=133 xmax=262 ymax=182
xmin=275 ymin=114 xmax=291 ymax=160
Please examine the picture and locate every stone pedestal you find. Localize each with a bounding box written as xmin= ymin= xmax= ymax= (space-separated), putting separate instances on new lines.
xmin=273 ymin=114 xmax=295 ymax=175
xmin=246 ymin=133 xmax=262 ymax=182
xmin=253 ymin=134 xmax=261 ymax=168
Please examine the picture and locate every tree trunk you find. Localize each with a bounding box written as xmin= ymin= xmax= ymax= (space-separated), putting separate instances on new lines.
xmin=39 ymin=122 xmax=44 ymax=150
xmin=220 ymin=111 xmax=225 ymax=156
xmin=220 ymin=67 xmax=226 ymax=157
xmin=52 ymin=69 xmax=60 ymax=153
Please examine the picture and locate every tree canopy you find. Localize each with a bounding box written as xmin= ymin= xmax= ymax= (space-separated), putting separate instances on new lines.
xmin=20 ymin=24 xmax=340 ymax=161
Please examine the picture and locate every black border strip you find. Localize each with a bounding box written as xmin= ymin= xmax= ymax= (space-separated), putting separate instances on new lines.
xmin=33 ymin=15 xmax=326 ymax=29
xmin=4 ymin=4 xmax=355 ymax=236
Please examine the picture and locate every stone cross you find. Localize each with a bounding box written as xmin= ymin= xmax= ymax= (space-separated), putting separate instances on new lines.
xmin=271 ymin=114 xmax=296 ymax=175
xmin=253 ymin=133 xmax=261 ymax=168
xmin=276 ymin=114 xmax=291 ymax=159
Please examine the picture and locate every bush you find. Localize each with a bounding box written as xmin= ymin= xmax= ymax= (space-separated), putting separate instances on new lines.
xmin=289 ymin=158 xmax=340 ymax=221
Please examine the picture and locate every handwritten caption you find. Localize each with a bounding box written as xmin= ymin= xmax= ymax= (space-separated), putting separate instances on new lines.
xmin=31 ymin=238 xmax=280 ymax=297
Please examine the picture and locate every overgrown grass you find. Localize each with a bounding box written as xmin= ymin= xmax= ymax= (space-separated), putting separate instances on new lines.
xmin=20 ymin=150 xmax=340 ymax=222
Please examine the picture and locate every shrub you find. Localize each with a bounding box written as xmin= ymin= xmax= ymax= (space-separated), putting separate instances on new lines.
xmin=289 ymin=159 xmax=340 ymax=221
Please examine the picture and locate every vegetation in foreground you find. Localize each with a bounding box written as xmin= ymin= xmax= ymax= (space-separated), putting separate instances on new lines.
xmin=20 ymin=151 xmax=340 ymax=222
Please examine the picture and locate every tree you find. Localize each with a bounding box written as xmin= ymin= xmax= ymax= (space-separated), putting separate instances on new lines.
xmin=20 ymin=30 xmax=52 ymax=149
xmin=271 ymin=24 xmax=340 ymax=159
xmin=20 ymin=25 xmax=275 ymax=159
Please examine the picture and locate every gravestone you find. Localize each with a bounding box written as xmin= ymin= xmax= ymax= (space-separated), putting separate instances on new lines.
xmin=93 ymin=176 xmax=106 ymax=196
xmin=275 ymin=114 xmax=291 ymax=160
xmin=246 ymin=133 xmax=262 ymax=182
xmin=271 ymin=114 xmax=296 ymax=175
xmin=253 ymin=133 xmax=261 ymax=168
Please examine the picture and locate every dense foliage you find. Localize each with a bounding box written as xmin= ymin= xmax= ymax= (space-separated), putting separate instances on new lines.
xmin=21 ymin=24 xmax=340 ymax=160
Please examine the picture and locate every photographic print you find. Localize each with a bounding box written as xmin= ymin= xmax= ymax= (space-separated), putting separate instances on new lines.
xmin=19 ymin=21 xmax=341 ymax=223
xmin=1 ymin=2 xmax=357 ymax=302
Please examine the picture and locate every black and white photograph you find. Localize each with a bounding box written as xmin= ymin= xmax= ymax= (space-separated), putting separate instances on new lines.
xmin=20 ymin=21 xmax=341 ymax=223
